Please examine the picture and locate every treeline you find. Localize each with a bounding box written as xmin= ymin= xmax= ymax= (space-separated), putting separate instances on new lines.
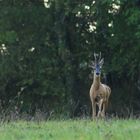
xmin=0 ymin=0 xmax=140 ymax=118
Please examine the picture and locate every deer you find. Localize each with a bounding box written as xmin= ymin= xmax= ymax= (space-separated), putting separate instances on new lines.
xmin=89 ymin=52 xmax=111 ymax=119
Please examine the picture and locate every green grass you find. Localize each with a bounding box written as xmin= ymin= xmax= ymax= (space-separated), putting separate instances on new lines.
xmin=0 ymin=119 xmax=140 ymax=140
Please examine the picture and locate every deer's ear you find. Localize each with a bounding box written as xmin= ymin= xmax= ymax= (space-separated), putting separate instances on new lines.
xmin=99 ymin=58 xmax=104 ymax=67
xmin=89 ymin=61 xmax=95 ymax=69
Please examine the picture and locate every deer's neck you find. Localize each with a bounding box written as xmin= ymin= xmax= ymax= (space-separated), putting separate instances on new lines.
xmin=93 ymin=73 xmax=101 ymax=89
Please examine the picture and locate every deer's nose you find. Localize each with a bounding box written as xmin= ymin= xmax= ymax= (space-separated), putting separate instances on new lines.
xmin=96 ymin=72 xmax=100 ymax=75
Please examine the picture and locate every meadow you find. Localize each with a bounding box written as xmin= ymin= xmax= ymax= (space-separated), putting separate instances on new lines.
xmin=0 ymin=119 xmax=140 ymax=140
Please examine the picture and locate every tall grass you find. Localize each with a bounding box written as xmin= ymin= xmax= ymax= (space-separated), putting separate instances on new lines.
xmin=0 ymin=119 xmax=140 ymax=140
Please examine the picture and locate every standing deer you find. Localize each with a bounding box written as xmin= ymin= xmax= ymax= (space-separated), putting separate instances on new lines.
xmin=89 ymin=52 xmax=111 ymax=119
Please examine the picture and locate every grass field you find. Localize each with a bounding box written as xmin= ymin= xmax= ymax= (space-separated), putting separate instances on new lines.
xmin=0 ymin=119 xmax=140 ymax=140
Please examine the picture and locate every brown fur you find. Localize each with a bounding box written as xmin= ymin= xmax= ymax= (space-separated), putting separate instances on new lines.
xmin=90 ymin=72 xmax=111 ymax=119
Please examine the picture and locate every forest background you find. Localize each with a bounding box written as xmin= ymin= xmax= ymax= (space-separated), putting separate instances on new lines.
xmin=0 ymin=0 xmax=140 ymax=119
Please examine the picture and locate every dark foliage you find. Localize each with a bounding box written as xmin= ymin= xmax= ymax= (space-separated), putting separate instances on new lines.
xmin=0 ymin=0 xmax=140 ymax=118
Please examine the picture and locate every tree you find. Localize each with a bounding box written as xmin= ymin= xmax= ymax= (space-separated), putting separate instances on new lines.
xmin=0 ymin=0 xmax=139 ymax=117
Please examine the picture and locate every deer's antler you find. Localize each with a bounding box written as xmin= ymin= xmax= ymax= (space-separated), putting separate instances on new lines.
xmin=94 ymin=52 xmax=97 ymax=63
xmin=99 ymin=52 xmax=101 ymax=62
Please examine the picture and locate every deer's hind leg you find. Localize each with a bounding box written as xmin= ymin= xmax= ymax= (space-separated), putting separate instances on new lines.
xmin=101 ymin=102 xmax=106 ymax=117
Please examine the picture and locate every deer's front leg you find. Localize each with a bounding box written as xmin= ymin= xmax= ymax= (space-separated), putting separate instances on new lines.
xmin=97 ymin=99 xmax=103 ymax=118
xmin=91 ymin=99 xmax=96 ymax=119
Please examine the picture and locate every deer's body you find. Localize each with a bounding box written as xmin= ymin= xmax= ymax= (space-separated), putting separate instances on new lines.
xmin=89 ymin=53 xmax=111 ymax=118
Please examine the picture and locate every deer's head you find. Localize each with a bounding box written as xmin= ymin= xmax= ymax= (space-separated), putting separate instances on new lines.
xmin=90 ymin=52 xmax=104 ymax=76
